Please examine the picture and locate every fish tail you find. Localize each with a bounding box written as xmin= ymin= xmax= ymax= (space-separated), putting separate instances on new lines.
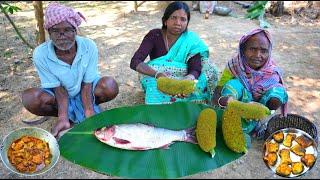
xmin=184 ymin=126 xmax=198 ymax=144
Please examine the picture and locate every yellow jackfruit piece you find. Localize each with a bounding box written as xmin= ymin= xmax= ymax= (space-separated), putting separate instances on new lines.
xmin=157 ymin=77 xmax=195 ymax=96
xmin=228 ymin=100 xmax=271 ymax=120
xmin=222 ymin=108 xmax=247 ymax=153
xmin=196 ymin=108 xmax=217 ymax=158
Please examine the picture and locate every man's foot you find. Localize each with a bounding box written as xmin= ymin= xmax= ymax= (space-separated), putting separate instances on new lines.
xmin=22 ymin=116 xmax=49 ymax=125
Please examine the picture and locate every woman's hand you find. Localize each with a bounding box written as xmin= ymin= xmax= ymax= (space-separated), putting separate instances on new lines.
xmin=212 ymin=86 xmax=222 ymax=106
xmin=174 ymin=93 xmax=188 ymax=98
xmin=183 ymin=74 xmax=196 ymax=81
xmin=154 ymin=72 xmax=171 ymax=79
xmin=155 ymin=72 xmax=168 ymax=79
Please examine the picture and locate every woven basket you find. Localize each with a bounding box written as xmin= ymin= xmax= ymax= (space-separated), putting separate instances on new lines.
xmin=264 ymin=113 xmax=318 ymax=146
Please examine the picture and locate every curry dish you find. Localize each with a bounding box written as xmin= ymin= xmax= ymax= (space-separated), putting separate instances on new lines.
xmin=7 ymin=135 xmax=52 ymax=173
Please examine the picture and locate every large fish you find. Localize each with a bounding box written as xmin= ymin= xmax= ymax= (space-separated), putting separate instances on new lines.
xmin=94 ymin=123 xmax=197 ymax=150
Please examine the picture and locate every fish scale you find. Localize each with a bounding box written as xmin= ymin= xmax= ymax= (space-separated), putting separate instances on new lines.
xmin=94 ymin=123 xmax=195 ymax=150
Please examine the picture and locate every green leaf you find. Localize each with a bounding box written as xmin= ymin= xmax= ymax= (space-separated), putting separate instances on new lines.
xmin=245 ymin=6 xmax=265 ymax=19
xmin=9 ymin=7 xmax=13 ymax=14
xmin=1 ymin=4 xmax=21 ymax=13
xmin=59 ymin=102 xmax=245 ymax=178
xmin=13 ymin=6 xmax=22 ymax=11
xmin=247 ymin=1 xmax=268 ymax=13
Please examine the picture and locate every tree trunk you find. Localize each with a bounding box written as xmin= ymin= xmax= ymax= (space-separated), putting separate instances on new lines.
xmin=33 ymin=1 xmax=45 ymax=44
xmin=269 ymin=1 xmax=284 ymax=17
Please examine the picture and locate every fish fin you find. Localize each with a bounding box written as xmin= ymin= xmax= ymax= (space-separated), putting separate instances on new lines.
xmin=184 ymin=126 xmax=198 ymax=144
xmin=113 ymin=137 xmax=131 ymax=144
xmin=160 ymin=143 xmax=172 ymax=149
xmin=140 ymin=122 xmax=155 ymax=127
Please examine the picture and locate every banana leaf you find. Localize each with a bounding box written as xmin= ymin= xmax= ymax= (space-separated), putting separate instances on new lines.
xmin=247 ymin=1 xmax=268 ymax=13
xmin=58 ymin=102 xmax=246 ymax=179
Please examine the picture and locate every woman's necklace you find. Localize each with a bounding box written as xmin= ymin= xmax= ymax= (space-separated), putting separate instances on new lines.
xmin=165 ymin=30 xmax=179 ymax=51
xmin=165 ymin=32 xmax=169 ymax=51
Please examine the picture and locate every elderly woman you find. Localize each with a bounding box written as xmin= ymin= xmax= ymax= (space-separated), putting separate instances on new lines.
xmin=212 ymin=28 xmax=288 ymax=136
xmin=21 ymin=3 xmax=119 ymax=137
xmin=130 ymin=1 xmax=218 ymax=105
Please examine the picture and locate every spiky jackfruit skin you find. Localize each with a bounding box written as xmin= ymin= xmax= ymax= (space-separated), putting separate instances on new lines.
xmin=157 ymin=77 xmax=195 ymax=96
xmin=228 ymin=100 xmax=271 ymax=120
xmin=222 ymin=108 xmax=247 ymax=153
xmin=196 ymin=108 xmax=217 ymax=155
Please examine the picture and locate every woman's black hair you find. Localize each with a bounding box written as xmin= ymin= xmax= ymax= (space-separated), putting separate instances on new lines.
xmin=162 ymin=1 xmax=190 ymax=30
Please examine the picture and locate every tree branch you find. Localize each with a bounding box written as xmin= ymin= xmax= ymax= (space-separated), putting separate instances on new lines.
xmin=0 ymin=3 xmax=35 ymax=49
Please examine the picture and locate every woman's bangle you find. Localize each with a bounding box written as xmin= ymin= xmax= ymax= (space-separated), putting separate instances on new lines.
xmin=154 ymin=72 xmax=161 ymax=79
xmin=218 ymin=96 xmax=227 ymax=108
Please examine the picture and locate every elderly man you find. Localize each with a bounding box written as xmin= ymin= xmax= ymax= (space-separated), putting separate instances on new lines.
xmin=22 ymin=2 xmax=119 ymax=137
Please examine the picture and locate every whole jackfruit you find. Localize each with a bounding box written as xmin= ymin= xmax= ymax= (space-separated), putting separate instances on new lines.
xmin=157 ymin=77 xmax=195 ymax=96
xmin=222 ymin=108 xmax=247 ymax=153
xmin=196 ymin=108 xmax=217 ymax=158
xmin=227 ymin=100 xmax=271 ymax=120
xmin=222 ymin=100 xmax=271 ymax=153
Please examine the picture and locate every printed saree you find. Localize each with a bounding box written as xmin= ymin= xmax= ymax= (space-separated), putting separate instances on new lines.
xmin=140 ymin=31 xmax=218 ymax=105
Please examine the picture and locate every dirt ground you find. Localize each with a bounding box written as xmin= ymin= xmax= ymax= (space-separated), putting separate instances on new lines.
xmin=0 ymin=1 xmax=319 ymax=179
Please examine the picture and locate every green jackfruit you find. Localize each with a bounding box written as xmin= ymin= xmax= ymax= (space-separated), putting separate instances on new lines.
xmin=157 ymin=77 xmax=195 ymax=96
xmin=196 ymin=108 xmax=217 ymax=158
xmin=222 ymin=100 xmax=271 ymax=153
xmin=222 ymin=108 xmax=247 ymax=153
xmin=228 ymin=100 xmax=271 ymax=120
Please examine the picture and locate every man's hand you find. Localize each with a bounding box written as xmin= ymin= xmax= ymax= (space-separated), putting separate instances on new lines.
xmin=51 ymin=117 xmax=70 ymax=137
xmin=81 ymin=82 xmax=95 ymax=118
xmin=85 ymin=109 xmax=95 ymax=118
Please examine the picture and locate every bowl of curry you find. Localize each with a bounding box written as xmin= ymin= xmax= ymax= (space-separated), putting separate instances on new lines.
xmin=0 ymin=127 xmax=60 ymax=176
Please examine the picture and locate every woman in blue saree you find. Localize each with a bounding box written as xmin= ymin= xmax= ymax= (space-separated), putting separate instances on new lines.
xmin=130 ymin=1 xmax=218 ymax=105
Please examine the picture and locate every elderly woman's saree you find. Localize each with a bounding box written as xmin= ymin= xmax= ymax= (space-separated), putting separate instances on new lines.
xmin=140 ymin=31 xmax=218 ymax=105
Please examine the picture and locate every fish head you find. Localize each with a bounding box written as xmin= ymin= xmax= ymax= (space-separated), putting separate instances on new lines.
xmin=94 ymin=126 xmax=116 ymax=142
